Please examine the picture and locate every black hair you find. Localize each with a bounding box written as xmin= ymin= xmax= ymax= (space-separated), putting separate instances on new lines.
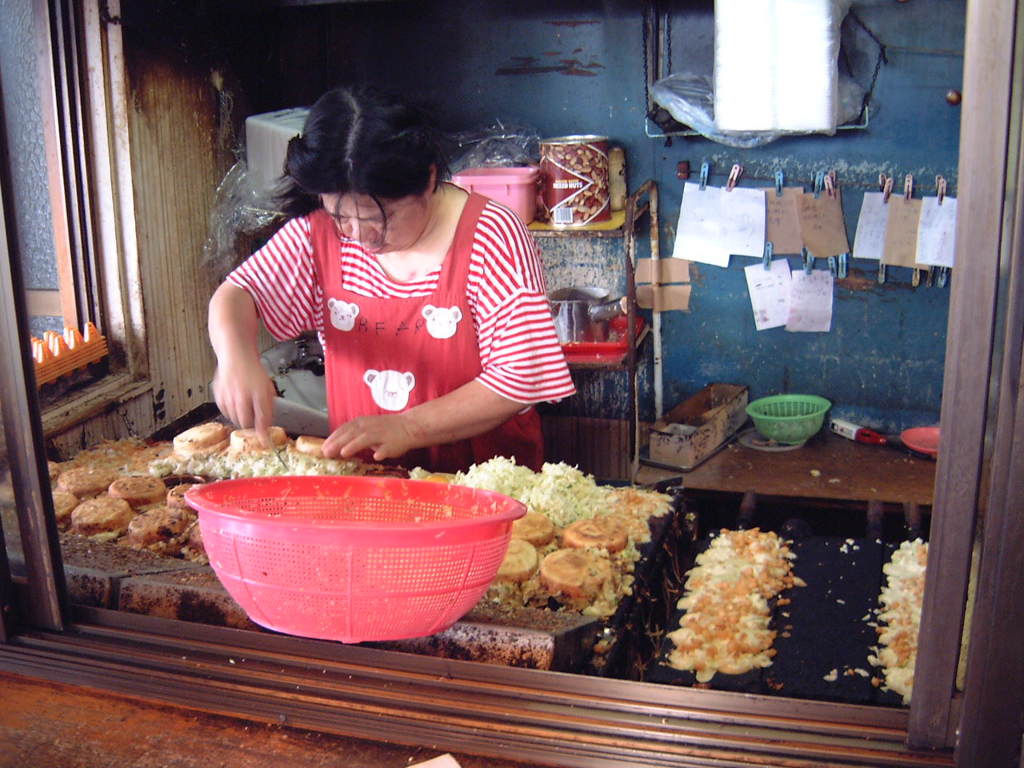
xmin=276 ymin=85 xmax=449 ymax=219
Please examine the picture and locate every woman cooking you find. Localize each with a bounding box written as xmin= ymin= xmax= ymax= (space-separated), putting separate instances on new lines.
xmin=208 ymin=85 xmax=576 ymax=473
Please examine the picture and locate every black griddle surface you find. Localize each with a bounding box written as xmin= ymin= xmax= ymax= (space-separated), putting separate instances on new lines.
xmin=769 ymin=537 xmax=883 ymax=703
xmin=647 ymin=534 xmax=910 ymax=707
xmin=585 ymin=504 xmax=680 ymax=678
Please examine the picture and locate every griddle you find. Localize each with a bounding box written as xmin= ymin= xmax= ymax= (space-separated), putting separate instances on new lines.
xmin=583 ymin=484 xmax=686 ymax=679
xmin=646 ymin=530 xmax=916 ymax=708
xmin=47 ymin=404 xmax=678 ymax=674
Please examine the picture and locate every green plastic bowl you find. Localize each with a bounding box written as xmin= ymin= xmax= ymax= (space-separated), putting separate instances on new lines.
xmin=745 ymin=394 xmax=832 ymax=445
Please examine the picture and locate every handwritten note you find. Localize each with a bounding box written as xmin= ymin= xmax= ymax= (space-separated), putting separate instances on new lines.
xmin=762 ymin=187 xmax=804 ymax=254
xmin=744 ymin=259 xmax=792 ymax=331
xmin=786 ymin=269 xmax=834 ymax=332
xmin=673 ymin=182 xmax=729 ymax=267
xmin=798 ymin=191 xmax=850 ymax=259
xmin=721 ymin=186 xmax=767 ymax=259
xmin=881 ymin=197 xmax=923 ymax=267
xmin=673 ymin=183 xmax=766 ymax=267
xmin=852 ymin=192 xmax=888 ymax=261
xmin=915 ymin=196 xmax=957 ymax=268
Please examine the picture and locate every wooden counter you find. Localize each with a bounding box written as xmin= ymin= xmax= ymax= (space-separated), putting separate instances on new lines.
xmin=637 ymin=431 xmax=936 ymax=507
xmin=0 ymin=672 xmax=537 ymax=768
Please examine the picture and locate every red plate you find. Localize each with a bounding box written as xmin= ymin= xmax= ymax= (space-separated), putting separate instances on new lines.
xmin=900 ymin=426 xmax=940 ymax=457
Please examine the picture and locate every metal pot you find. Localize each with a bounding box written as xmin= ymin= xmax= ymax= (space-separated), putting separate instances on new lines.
xmin=549 ymin=287 xmax=627 ymax=343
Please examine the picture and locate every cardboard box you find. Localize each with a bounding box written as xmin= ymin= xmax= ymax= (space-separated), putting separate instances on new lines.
xmin=647 ymin=383 xmax=749 ymax=470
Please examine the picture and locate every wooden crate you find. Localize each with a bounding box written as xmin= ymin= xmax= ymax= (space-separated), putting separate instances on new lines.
xmin=647 ymin=383 xmax=749 ymax=471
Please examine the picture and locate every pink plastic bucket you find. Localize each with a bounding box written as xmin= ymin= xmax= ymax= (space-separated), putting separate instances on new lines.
xmin=451 ymin=166 xmax=539 ymax=224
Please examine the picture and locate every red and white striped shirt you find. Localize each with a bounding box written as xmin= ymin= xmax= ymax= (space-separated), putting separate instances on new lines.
xmin=227 ymin=199 xmax=576 ymax=404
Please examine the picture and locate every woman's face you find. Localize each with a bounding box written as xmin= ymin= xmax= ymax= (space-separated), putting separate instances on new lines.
xmin=321 ymin=188 xmax=432 ymax=254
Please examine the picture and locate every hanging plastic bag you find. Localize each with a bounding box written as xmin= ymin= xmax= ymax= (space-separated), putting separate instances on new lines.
xmin=649 ymin=71 xmax=865 ymax=149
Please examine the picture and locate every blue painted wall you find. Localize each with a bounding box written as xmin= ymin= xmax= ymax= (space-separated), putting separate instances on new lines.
xmin=263 ymin=0 xmax=964 ymax=432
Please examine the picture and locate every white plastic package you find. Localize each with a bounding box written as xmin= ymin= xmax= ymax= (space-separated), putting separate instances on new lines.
xmin=714 ymin=0 xmax=852 ymax=134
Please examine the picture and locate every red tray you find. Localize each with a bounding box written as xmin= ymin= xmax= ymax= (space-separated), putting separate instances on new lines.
xmin=561 ymin=341 xmax=629 ymax=365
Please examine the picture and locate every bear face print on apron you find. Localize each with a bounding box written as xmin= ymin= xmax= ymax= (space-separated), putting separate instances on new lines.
xmin=309 ymin=191 xmax=543 ymax=473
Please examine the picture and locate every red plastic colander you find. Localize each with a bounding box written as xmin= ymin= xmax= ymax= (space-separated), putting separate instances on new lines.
xmin=184 ymin=475 xmax=526 ymax=643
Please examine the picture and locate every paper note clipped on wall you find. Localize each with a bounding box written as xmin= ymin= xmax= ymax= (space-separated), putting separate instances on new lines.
xmin=786 ymin=269 xmax=834 ymax=333
xmin=745 ymin=259 xmax=792 ymax=330
xmin=672 ymin=182 xmax=766 ymax=267
xmin=881 ymin=195 xmax=923 ymax=268
xmin=797 ymin=189 xmax=850 ymax=259
xmin=763 ymin=187 xmax=805 ymax=254
xmin=915 ymin=195 xmax=957 ymax=268
xmin=744 ymin=259 xmax=834 ymax=333
xmin=852 ymin=191 xmax=888 ymax=261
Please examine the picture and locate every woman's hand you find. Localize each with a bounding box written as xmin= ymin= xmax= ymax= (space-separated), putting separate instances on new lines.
xmin=321 ymin=413 xmax=424 ymax=462
xmin=208 ymin=282 xmax=277 ymax=435
xmin=211 ymin=356 xmax=277 ymax=434
xmin=322 ymin=381 xmax=527 ymax=462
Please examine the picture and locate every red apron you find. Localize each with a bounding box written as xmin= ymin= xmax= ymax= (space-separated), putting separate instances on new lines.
xmin=309 ymin=192 xmax=544 ymax=473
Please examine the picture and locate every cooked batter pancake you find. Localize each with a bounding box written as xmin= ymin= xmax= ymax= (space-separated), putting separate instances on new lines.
xmin=108 ymin=475 xmax=167 ymax=508
xmin=126 ymin=442 xmax=175 ymax=473
xmin=172 ymin=422 xmax=231 ymax=458
xmin=561 ymin=516 xmax=628 ymax=554
xmin=228 ymin=426 xmax=288 ymax=455
xmin=495 ymin=538 xmax=539 ymax=583
xmin=539 ymin=548 xmax=613 ymax=600
xmin=57 ymin=466 xmax=120 ymax=499
xmin=51 ymin=490 xmax=79 ymax=530
xmin=292 ymin=435 xmax=325 ymax=457
xmin=510 ymin=511 xmax=555 ymax=547
xmin=125 ymin=505 xmax=197 ymax=554
xmin=166 ymin=482 xmax=199 ymax=510
xmin=70 ymin=496 xmax=134 ymax=539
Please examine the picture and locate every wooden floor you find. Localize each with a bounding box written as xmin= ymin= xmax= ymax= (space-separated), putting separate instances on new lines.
xmin=0 ymin=672 xmax=536 ymax=768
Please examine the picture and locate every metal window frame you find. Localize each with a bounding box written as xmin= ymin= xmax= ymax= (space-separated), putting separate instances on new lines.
xmin=2 ymin=0 xmax=1023 ymax=765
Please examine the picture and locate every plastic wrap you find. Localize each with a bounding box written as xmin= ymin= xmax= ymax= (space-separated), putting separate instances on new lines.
xmin=202 ymin=160 xmax=285 ymax=281
xmin=649 ymin=71 xmax=864 ymax=149
xmin=448 ymin=121 xmax=540 ymax=175
xmin=649 ymin=0 xmax=863 ymax=148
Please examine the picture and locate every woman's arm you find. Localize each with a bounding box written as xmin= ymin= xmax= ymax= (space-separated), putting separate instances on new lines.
xmin=208 ymin=282 xmax=278 ymax=434
xmin=321 ymin=380 xmax=525 ymax=461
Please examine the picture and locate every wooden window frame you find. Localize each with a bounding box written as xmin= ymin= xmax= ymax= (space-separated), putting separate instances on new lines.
xmin=32 ymin=0 xmax=151 ymax=435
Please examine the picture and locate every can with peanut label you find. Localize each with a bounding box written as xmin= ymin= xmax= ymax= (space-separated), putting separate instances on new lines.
xmin=539 ymin=135 xmax=611 ymax=227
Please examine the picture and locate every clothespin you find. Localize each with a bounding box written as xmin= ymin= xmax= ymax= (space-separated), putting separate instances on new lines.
xmin=826 ymin=170 xmax=838 ymax=198
xmin=878 ymin=176 xmax=892 ymax=285
xmin=699 ymin=162 xmax=709 ymax=191
xmin=763 ymin=241 xmax=774 ymax=271
xmin=926 ymin=267 xmax=935 ymax=287
xmin=828 ymin=255 xmax=838 ymax=276
xmin=725 ymin=163 xmax=742 ymax=191
xmin=880 ymin=174 xmax=893 ymax=203
xmin=813 ymin=171 xmax=825 ymax=199
xmin=775 ymin=170 xmax=784 ymax=197
xmin=802 ymin=247 xmax=814 ymax=274
xmin=838 ymin=252 xmax=849 ymax=278
xmin=937 ymin=267 xmax=950 ymax=287
xmin=904 ymin=175 xmax=922 ymax=287
xmin=936 ymin=175 xmax=947 ymax=205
